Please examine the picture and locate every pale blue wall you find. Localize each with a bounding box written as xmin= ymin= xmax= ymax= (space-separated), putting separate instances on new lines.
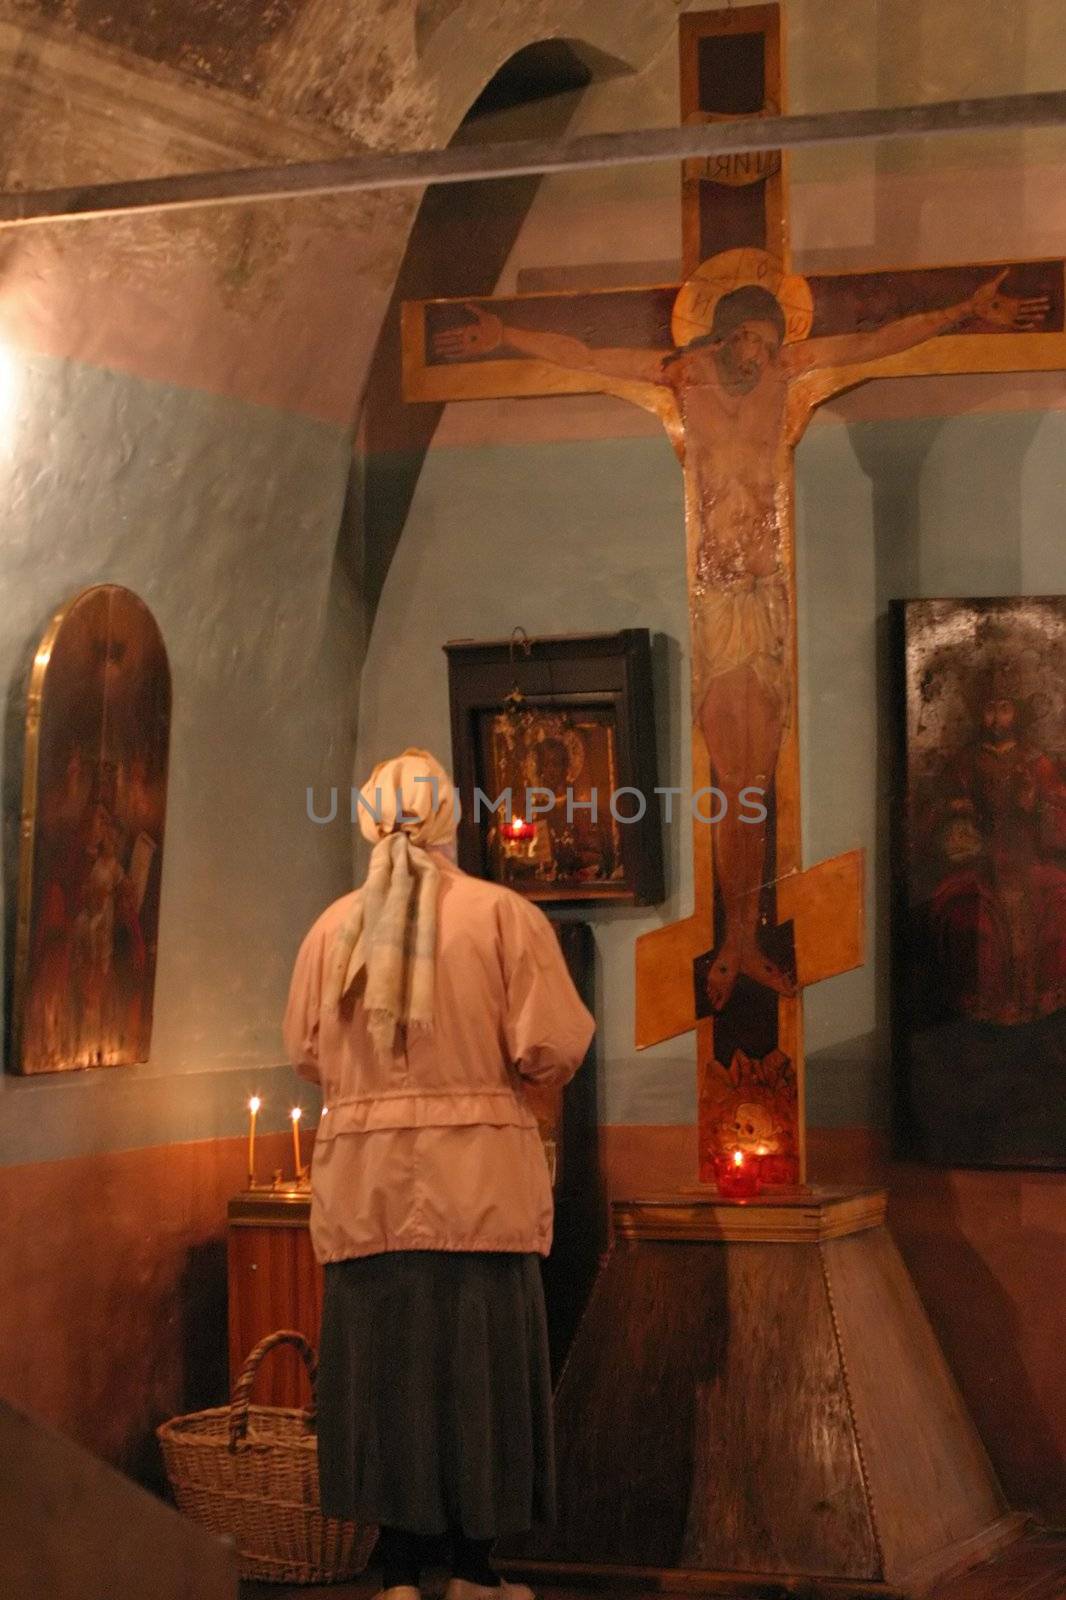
xmin=357 ymin=435 xmax=696 ymax=1125
xmin=359 ymin=407 xmax=1066 ymax=1129
xmin=12 ymin=378 xmax=1058 ymax=1164
xmin=0 ymin=353 xmax=357 ymax=1164
xmin=798 ymin=408 xmax=1066 ymax=1125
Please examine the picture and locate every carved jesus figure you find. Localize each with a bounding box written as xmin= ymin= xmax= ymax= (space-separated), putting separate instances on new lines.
xmin=435 ymin=269 xmax=1048 ymax=1012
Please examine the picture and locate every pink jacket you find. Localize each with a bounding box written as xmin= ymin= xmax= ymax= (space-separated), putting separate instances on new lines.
xmin=282 ymin=855 xmax=595 ymax=1264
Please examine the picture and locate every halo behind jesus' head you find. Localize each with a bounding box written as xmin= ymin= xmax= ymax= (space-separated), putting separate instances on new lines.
xmin=671 ymin=246 xmax=813 ymax=350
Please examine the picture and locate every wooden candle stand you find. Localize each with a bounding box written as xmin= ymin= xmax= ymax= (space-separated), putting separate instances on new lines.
xmin=502 ymin=1187 xmax=1024 ymax=1598
xmin=227 ymin=1188 xmax=323 ymax=1408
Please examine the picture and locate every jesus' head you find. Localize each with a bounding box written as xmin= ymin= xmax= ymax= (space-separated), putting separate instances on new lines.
xmin=677 ymin=284 xmax=786 ymax=395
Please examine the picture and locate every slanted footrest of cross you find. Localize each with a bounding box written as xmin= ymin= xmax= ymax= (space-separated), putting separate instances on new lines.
xmin=635 ymin=848 xmax=864 ymax=1047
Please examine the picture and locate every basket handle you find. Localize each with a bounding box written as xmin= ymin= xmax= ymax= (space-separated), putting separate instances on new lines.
xmin=228 ymin=1329 xmax=318 ymax=1449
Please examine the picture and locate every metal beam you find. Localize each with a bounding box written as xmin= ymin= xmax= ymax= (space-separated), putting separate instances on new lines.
xmin=1 ymin=90 xmax=1065 ymax=228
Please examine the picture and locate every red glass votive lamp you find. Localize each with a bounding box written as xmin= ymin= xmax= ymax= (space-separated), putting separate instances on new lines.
xmin=713 ymin=1147 xmax=763 ymax=1200
xmin=500 ymin=815 xmax=535 ymax=844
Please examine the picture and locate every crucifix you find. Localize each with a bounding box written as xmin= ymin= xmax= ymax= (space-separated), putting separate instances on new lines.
xmin=402 ymin=4 xmax=1065 ymax=1188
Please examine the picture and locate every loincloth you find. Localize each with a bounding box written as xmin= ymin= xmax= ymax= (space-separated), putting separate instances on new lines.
xmin=692 ymin=572 xmax=790 ymax=712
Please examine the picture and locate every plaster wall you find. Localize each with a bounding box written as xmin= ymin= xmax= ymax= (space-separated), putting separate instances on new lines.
xmin=357 ymin=412 xmax=1066 ymax=1129
xmin=357 ymin=0 xmax=1066 ymax=1129
xmin=0 ymin=0 xmax=690 ymax=1482
xmin=0 ymin=357 xmax=353 ymax=1163
xmin=0 ymin=6 xmax=688 ymax=1178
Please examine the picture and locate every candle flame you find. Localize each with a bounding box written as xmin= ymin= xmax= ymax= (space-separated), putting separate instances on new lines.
xmin=248 ymin=1096 xmax=261 ymax=1115
xmin=291 ymin=1106 xmax=302 ymax=1122
xmin=732 ymin=1149 xmax=744 ymax=1166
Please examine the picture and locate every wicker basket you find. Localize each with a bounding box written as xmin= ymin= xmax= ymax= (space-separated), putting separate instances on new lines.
xmin=157 ymin=1329 xmax=378 ymax=1585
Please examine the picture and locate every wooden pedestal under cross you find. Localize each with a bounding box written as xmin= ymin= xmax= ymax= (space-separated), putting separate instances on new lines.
xmin=403 ymin=2 xmax=1065 ymax=1186
xmin=497 ymin=1191 xmax=1027 ymax=1597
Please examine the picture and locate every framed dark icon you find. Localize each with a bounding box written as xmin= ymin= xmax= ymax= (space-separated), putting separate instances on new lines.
xmin=895 ymin=596 xmax=1066 ymax=1169
xmin=444 ymin=630 xmax=664 ymax=906
xmin=13 ymin=584 xmax=171 ymax=1074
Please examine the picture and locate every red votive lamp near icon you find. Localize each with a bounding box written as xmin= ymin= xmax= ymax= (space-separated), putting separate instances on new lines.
xmin=713 ymin=1147 xmax=763 ymax=1200
xmin=500 ymin=815 xmax=535 ymax=844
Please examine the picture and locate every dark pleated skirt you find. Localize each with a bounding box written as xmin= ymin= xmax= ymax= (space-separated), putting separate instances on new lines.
xmin=316 ymin=1250 xmax=555 ymax=1539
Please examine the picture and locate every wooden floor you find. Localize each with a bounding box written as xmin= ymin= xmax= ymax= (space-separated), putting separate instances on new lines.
xmin=241 ymin=1530 xmax=1066 ymax=1600
xmin=934 ymin=1531 xmax=1066 ymax=1600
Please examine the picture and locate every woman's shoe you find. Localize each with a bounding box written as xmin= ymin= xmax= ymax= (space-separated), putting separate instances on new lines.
xmin=443 ymin=1582 xmax=534 ymax=1600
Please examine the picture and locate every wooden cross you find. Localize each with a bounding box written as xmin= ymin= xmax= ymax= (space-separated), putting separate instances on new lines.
xmin=402 ymin=4 xmax=1065 ymax=1185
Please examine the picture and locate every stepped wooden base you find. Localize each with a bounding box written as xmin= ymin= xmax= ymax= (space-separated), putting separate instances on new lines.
xmin=501 ymin=1189 xmax=1022 ymax=1598
xmin=615 ymin=1186 xmax=888 ymax=1243
xmin=503 ymin=1515 xmax=1029 ymax=1598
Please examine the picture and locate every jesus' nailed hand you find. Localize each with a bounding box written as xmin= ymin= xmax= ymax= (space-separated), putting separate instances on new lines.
xmin=433 ymin=267 xmax=1049 ymax=1012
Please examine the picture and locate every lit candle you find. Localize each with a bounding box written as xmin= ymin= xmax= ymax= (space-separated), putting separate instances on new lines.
xmin=247 ymin=1096 xmax=261 ymax=1189
xmin=713 ymin=1146 xmax=762 ymax=1200
xmin=501 ymin=815 xmax=535 ymax=843
xmin=291 ymin=1106 xmax=303 ymax=1181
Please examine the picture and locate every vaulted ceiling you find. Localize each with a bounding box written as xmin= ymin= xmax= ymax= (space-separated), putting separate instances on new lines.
xmin=0 ymin=0 xmax=670 ymax=422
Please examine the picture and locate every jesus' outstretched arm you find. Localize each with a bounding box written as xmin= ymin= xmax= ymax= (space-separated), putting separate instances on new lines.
xmin=788 ymin=268 xmax=1050 ymax=375
xmin=432 ymin=302 xmax=668 ymax=386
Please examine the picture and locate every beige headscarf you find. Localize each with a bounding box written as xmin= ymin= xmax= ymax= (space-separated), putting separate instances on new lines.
xmin=324 ymin=749 xmax=457 ymax=1059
